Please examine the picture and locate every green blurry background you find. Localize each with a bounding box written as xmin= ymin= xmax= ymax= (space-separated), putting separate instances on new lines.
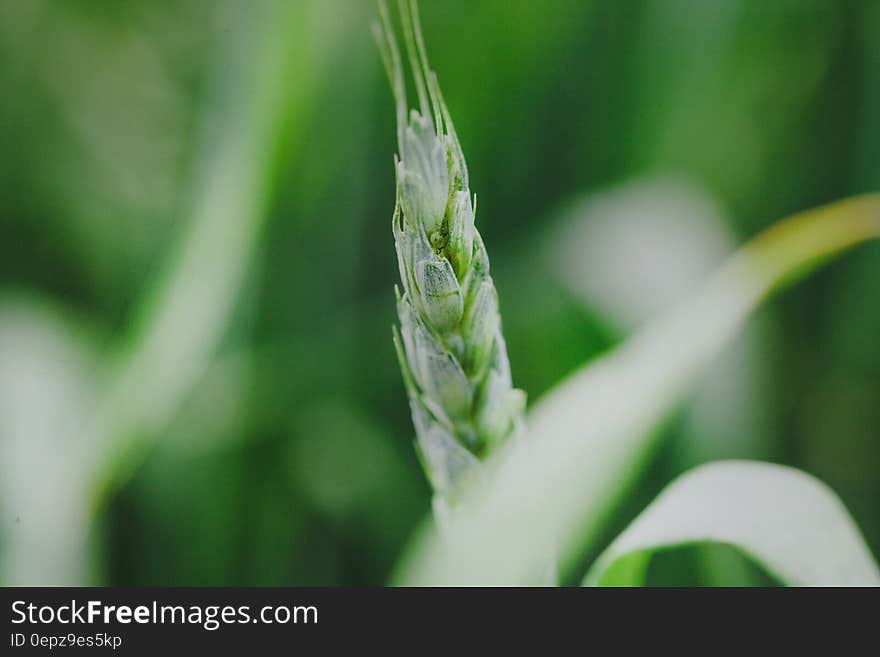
xmin=0 ymin=0 xmax=878 ymax=585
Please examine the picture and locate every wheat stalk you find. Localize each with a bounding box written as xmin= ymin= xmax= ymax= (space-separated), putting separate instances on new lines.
xmin=374 ymin=0 xmax=526 ymax=516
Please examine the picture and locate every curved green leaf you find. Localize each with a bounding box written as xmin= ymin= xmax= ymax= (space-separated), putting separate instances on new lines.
xmin=585 ymin=461 xmax=880 ymax=586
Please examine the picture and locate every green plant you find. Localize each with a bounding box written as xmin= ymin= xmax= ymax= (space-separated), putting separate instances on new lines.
xmin=377 ymin=2 xmax=880 ymax=586
xmin=375 ymin=0 xmax=525 ymax=519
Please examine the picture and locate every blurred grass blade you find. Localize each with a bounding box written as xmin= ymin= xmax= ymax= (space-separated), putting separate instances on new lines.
xmin=548 ymin=178 xmax=736 ymax=331
xmin=0 ymin=298 xmax=97 ymax=584
xmin=395 ymin=194 xmax=880 ymax=585
xmin=584 ymin=461 xmax=880 ymax=586
xmin=84 ymin=0 xmax=351 ymax=507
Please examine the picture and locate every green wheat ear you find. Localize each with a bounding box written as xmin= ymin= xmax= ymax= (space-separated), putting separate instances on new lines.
xmin=374 ymin=0 xmax=526 ymax=511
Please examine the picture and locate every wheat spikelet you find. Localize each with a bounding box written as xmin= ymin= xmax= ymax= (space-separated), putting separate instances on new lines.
xmin=374 ymin=0 xmax=526 ymax=512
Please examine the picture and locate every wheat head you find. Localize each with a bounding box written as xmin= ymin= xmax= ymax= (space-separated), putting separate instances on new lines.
xmin=374 ymin=0 xmax=526 ymax=512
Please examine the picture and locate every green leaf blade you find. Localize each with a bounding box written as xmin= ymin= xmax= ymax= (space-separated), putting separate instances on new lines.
xmin=586 ymin=461 xmax=880 ymax=587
